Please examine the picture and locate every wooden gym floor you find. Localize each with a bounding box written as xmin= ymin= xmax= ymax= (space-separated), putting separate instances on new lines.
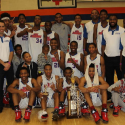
xmin=0 ymin=74 xmax=122 ymax=125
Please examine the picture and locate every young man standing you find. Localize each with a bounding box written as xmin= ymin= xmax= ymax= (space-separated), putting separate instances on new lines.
xmin=37 ymin=64 xmax=60 ymax=120
xmin=102 ymin=15 xmax=125 ymax=100
xmin=65 ymin=41 xmax=84 ymax=78
xmin=7 ymin=67 xmax=40 ymax=122
xmin=84 ymin=43 xmax=105 ymax=79
xmin=83 ymin=9 xmax=100 ymax=55
xmin=52 ymin=13 xmax=70 ymax=53
xmin=49 ymin=38 xmax=65 ymax=77
xmin=0 ymin=20 xmax=14 ymax=112
xmin=79 ymin=63 xmax=109 ymax=123
xmin=93 ymin=9 xmax=109 ymax=54
xmin=17 ymin=15 xmax=47 ymax=63
xmin=45 ymin=21 xmax=60 ymax=49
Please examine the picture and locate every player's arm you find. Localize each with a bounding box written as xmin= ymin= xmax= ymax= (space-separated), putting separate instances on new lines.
xmin=120 ymin=40 xmax=123 ymax=71
xmin=75 ymin=76 xmax=80 ymax=85
xmin=101 ymin=32 xmax=106 ymax=57
xmin=17 ymin=28 xmax=28 ymax=37
xmin=83 ymin=38 xmax=87 ymax=56
xmin=7 ymin=79 xmax=20 ymax=93
xmin=55 ymin=33 xmax=61 ymax=50
xmin=97 ymin=76 xmax=109 ymax=90
xmin=72 ymin=53 xmax=84 ymax=73
xmin=78 ymin=77 xmax=88 ymax=93
xmin=58 ymin=51 xmax=65 ymax=70
xmin=57 ymin=77 xmax=63 ymax=92
xmin=93 ymin=24 xmax=98 ymax=45
xmin=31 ymin=78 xmax=41 ymax=92
xmin=84 ymin=56 xmax=87 ymax=73
xmin=100 ymin=56 xmax=105 ymax=79
xmin=62 ymin=21 xmax=73 ymax=29
xmin=43 ymin=31 xmax=47 ymax=45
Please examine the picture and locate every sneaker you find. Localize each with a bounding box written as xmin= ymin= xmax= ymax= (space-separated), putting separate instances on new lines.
xmin=3 ymin=96 xmax=9 ymax=105
xmin=15 ymin=108 xmax=22 ymax=122
xmin=101 ymin=108 xmax=108 ymax=123
xmin=109 ymin=103 xmax=114 ymax=109
xmin=113 ymin=106 xmax=120 ymax=117
xmin=52 ymin=108 xmax=59 ymax=120
xmin=59 ymin=102 xmax=65 ymax=116
xmin=38 ymin=110 xmax=48 ymax=121
xmin=91 ymin=109 xmax=100 ymax=123
xmin=81 ymin=103 xmax=90 ymax=116
xmin=23 ymin=108 xmax=31 ymax=122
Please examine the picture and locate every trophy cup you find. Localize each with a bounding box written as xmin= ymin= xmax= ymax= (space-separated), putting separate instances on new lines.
xmin=43 ymin=85 xmax=49 ymax=96
xmin=67 ymin=71 xmax=81 ymax=119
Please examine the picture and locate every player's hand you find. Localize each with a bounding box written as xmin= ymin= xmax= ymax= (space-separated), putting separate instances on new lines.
xmin=9 ymin=17 xmax=15 ymax=27
xmin=84 ymin=50 xmax=88 ymax=56
xmin=4 ymin=63 xmax=10 ymax=71
xmin=113 ymin=86 xmax=120 ymax=93
xmin=54 ymin=52 xmax=59 ymax=61
xmin=91 ymin=86 xmax=99 ymax=93
xmin=27 ymin=28 xmax=33 ymax=33
xmin=11 ymin=30 xmax=16 ymax=36
xmin=50 ymin=83 xmax=56 ymax=91
xmin=38 ymin=92 xmax=44 ymax=98
xmin=44 ymin=55 xmax=48 ymax=60
xmin=19 ymin=90 xmax=26 ymax=99
xmin=26 ymin=84 xmax=32 ymax=91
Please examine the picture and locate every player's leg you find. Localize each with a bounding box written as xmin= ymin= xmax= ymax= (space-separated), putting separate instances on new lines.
xmin=53 ymin=92 xmax=59 ymax=120
xmin=100 ymin=89 xmax=108 ymax=123
xmin=23 ymin=90 xmax=36 ymax=122
xmin=12 ymin=93 xmax=22 ymax=122
xmin=112 ymin=92 xmax=121 ymax=117
xmin=84 ymin=92 xmax=100 ymax=123
xmin=59 ymin=89 xmax=66 ymax=115
xmin=38 ymin=96 xmax=48 ymax=121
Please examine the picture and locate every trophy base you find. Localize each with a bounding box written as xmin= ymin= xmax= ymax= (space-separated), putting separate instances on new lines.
xmin=67 ymin=111 xmax=81 ymax=119
xmin=42 ymin=92 xmax=49 ymax=96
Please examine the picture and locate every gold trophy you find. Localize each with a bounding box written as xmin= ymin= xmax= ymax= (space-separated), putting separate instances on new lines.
xmin=43 ymin=85 xmax=49 ymax=96
xmin=67 ymin=71 xmax=81 ymax=118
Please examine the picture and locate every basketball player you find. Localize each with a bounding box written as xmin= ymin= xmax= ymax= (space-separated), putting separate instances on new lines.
xmin=64 ymin=14 xmax=84 ymax=53
xmin=1 ymin=12 xmax=15 ymax=38
xmin=7 ymin=67 xmax=40 ymax=122
xmin=79 ymin=63 xmax=109 ymax=123
xmin=58 ymin=67 xmax=90 ymax=116
xmin=17 ymin=15 xmax=47 ymax=63
xmin=45 ymin=21 xmax=60 ymax=49
xmin=15 ymin=13 xmax=29 ymax=52
xmin=93 ymin=9 xmax=109 ymax=54
xmin=83 ymin=9 xmax=100 ymax=55
xmin=84 ymin=43 xmax=105 ymax=79
xmin=65 ymin=41 xmax=84 ymax=78
xmin=49 ymin=38 xmax=65 ymax=77
xmin=37 ymin=64 xmax=60 ymax=120
xmin=52 ymin=13 xmax=70 ymax=53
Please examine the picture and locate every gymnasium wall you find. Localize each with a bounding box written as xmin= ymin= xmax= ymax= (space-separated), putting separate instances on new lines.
xmin=1 ymin=0 xmax=125 ymax=26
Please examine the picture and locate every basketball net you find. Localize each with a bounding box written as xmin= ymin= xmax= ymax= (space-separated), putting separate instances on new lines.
xmin=52 ymin=0 xmax=62 ymax=5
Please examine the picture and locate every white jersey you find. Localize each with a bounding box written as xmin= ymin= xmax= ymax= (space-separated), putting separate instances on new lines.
xmin=70 ymin=24 xmax=84 ymax=53
xmin=4 ymin=29 xmax=11 ymax=36
xmin=65 ymin=52 xmax=83 ymax=78
xmin=97 ymin=22 xmax=109 ymax=54
xmin=63 ymin=77 xmax=71 ymax=89
xmin=19 ymin=78 xmax=32 ymax=109
xmin=86 ymin=54 xmax=101 ymax=76
xmin=15 ymin=25 xmax=29 ymax=52
xmin=28 ymin=29 xmax=44 ymax=63
xmin=41 ymin=74 xmax=56 ymax=107
xmin=47 ymin=31 xmax=55 ymax=48
xmin=49 ymin=50 xmax=63 ymax=77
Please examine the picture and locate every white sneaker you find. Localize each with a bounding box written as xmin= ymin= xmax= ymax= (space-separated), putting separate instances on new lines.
xmin=38 ymin=110 xmax=48 ymax=122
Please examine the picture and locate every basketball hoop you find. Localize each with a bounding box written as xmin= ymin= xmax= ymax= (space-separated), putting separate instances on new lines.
xmin=52 ymin=0 xmax=62 ymax=5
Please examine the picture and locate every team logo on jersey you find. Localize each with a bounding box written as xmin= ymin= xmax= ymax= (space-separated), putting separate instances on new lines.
xmin=99 ymin=30 xmax=103 ymax=35
xmin=30 ymin=33 xmax=42 ymax=38
xmin=52 ymin=57 xmax=57 ymax=62
xmin=72 ymin=30 xmax=82 ymax=35
xmin=115 ymin=32 xmax=120 ymax=34
xmin=67 ymin=58 xmax=78 ymax=63
xmin=44 ymin=83 xmax=51 ymax=88
xmin=20 ymin=87 xmax=29 ymax=92
xmin=22 ymin=34 xmax=28 ymax=40
xmin=47 ymin=36 xmax=51 ymax=41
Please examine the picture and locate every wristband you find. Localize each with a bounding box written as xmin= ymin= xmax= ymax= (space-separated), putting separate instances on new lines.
xmin=120 ymin=63 xmax=122 ymax=65
xmin=8 ymin=62 xmax=11 ymax=65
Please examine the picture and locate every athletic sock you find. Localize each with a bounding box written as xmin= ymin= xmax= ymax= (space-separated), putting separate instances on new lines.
xmin=14 ymin=105 xmax=19 ymax=110
xmin=27 ymin=105 xmax=32 ymax=110
xmin=90 ymin=106 xmax=95 ymax=111
xmin=102 ymin=104 xmax=107 ymax=109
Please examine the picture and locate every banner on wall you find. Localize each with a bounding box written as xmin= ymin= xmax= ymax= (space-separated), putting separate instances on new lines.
xmin=38 ymin=0 xmax=76 ymax=9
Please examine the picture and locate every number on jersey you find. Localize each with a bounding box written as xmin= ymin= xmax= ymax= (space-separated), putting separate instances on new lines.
xmin=36 ymin=38 xmax=42 ymax=43
xmin=54 ymin=62 xmax=59 ymax=68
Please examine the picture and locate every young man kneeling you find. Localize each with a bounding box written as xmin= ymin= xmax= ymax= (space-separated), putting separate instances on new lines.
xmin=79 ymin=63 xmax=109 ymax=123
xmin=7 ymin=67 xmax=40 ymax=122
